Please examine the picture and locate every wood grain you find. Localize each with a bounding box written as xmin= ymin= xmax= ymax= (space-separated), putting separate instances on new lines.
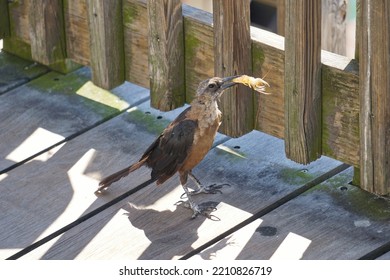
xmin=16 ymin=130 xmax=341 ymax=259
xmin=0 ymin=67 xmax=148 ymax=172
xmin=191 ymin=168 xmax=390 ymax=259
xmin=251 ymin=27 xmax=285 ymax=139
xmin=29 ymin=0 xmax=79 ymax=73
xmin=358 ymin=0 xmax=390 ymax=195
xmin=284 ymin=0 xmax=322 ymax=164
xmin=123 ymin=0 xmax=149 ymax=88
xmin=2 ymin=0 xmax=32 ymax=60
xmin=64 ymin=0 xmax=90 ymax=65
xmin=213 ymin=0 xmax=253 ymax=137
xmin=147 ymin=0 xmax=185 ymax=111
xmin=86 ymin=0 xmax=125 ymax=89
xmin=322 ymin=0 xmax=347 ymax=55
xmin=182 ymin=4 xmax=214 ymax=103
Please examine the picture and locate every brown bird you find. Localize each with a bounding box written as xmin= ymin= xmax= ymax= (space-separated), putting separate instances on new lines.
xmin=97 ymin=75 xmax=269 ymax=218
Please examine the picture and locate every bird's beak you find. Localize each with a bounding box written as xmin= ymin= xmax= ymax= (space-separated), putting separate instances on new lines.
xmin=220 ymin=75 xmax=241 ymax=89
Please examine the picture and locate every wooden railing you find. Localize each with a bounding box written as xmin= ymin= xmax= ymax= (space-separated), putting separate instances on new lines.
xmin=0 ymin=0 xmax=389 ymax=196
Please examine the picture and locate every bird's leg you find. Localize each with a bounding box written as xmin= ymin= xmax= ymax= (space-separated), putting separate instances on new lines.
xmin=177 ymin=173 xmax=218 ymax=219
xmin=185 ymin=171 xmax=229 ymax=196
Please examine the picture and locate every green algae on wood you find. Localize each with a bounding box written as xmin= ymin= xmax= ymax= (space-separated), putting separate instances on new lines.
xmin=124 ymin=108 xmax=170 ymax=136
xmin=0 ymin=51 xmax=49 ymax=94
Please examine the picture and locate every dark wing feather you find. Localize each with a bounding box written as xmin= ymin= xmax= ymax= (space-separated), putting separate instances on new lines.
xmin=141 ymin=108 xmax=197 ymax=184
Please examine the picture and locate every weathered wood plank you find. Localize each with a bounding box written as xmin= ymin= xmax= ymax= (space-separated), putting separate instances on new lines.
xmin=284 ymin=0 xmax=322 ymax=164
xmin=147 ymin=0 xmax=185 ymax=111
xmin=122 ymin=0 xmax=148 ymax=89
xmin=17 ymin=129 xmax=341 ymax=259
xmin=321 ymin=51 xmax=359 ymax=166
xmin=322 ymin=0 xmax=347 ymax=55
xmin=0 ymin=0 xmax=10 ymax=39
xmin=191 ymin=168 xmax=390 ymax=259
xmin=358 ymin=0 xmax=390 ymax=195
xmin=251 ymin=28 xmax=285 ymax=139
xmin=276 ymin=0 xmax=285 ymax=36
xmin=0 ymin=99 xmax=185 ymax=259
xmin=2 ymin=0 xmax=32 ymax=61
xmin=64 ymin=0 xmax=90 ymax=66
xmin=182 ymin=4 xmax=214 ymax=103
xmin=0 ymin=51 xmax=49 ymax=94
xmin=0 ymin=67 xmax=148 ymax=173
xmin=29 ymin=0 xmax=79 ymax=73
xmin=213 ymin=0 xmax=253 ymax=137
xmin=86 ymin=0 xmax=125 ymax=89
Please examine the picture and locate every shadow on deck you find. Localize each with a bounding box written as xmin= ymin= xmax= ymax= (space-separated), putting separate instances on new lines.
xmin=1 ymin=51 xmax=390 ymax=260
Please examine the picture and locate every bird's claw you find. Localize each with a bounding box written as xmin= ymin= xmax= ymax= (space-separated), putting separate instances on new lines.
xmin=175 ymin=200 xmax=220 ymax=221
xmin=180 ymin=183 xmax=229 ymax=199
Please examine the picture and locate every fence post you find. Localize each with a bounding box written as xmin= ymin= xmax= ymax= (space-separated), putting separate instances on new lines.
xmin=86 ymin=0 xmax=125 ymax=89
xmin=147 ymin=0 xmax=185 ymax=111
xmin=358 ymin=0 xmax=390 ymax=195
xmin=213 ymin=0 xmax=253 ymax=137
xmin=29 ymin=0 xmax=79 ymax=73
xmin=0 ymin=0 xmax=10 ymax=39
xmin=284 ymin=0 xmax=322 ymax=164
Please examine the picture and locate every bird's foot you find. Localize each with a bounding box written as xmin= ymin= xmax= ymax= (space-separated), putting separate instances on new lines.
xmin=180 ymin=183 xmax=229 ymax=199
xmin=175 ymin=200 xmax=220 ymax=221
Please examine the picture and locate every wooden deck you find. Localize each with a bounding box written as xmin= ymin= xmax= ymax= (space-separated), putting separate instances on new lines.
xmin=1 ymin=51 xmax=390 ymax=260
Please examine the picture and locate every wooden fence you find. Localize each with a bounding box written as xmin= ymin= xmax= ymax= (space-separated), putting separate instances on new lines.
xmin=0 ymin=0 xmax=389 ymax=196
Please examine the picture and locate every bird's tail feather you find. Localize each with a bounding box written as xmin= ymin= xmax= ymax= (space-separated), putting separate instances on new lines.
xmin=96 ymin=159 xmax=146 ymax=193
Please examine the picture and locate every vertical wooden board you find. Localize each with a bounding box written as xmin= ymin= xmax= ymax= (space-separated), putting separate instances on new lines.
xmin=183 ymin=4 xmax=214 ymax=103
xmin=213 ymin=0 xmax=254 ymax=137
xmin=321 ymin=51 xmax=359 ymax=166
xmin=147 ymin=0 xmax=185 ymax=111
xmin=7 ymin=0 xmax=30 ymax=43
xmin=0 ymin=68 xmax=148 ymax=172
xmin=0 ymin=0 xmax=10 ymax=39
xmin=322 ymin=0 xmax=347 ymax=55
xmin=284 ymin=0 xmax=322 ymax=164
xmin=251 ymin=27 xmax=285 ymax=139
xmin=19 ymin=130 xmax=343 ymax=259
xmin=2 ymin=0 xmax=32 ymax=60
xmin=359 ymin=0 xmax=390 ymax=195
xmin=64 ymin=0 xmax=90 ymax=66
xmin=191 ymin=168 xmax=390 ymax=259
xmin=123 ymin=0 xmax=149 ymax=88
xmin=29 ymin=0 xmax=66 ymax=65
xmin=87 ymin=0 xmax=125 ymax=89
xmin=29 ymin=0 xmax=79 ymax=73
xmin=276 ymin=0 xmax=285 ymax=35
xmin=0 ymin=51 xmax=49 ymax=94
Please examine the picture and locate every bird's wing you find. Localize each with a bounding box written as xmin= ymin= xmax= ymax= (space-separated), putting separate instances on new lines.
xmin=143 ymin=110 xmax=197 ymax=184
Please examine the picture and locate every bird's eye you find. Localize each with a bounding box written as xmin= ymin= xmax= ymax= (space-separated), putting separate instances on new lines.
xmin=208 ymin=83 xmax=216 ymax=89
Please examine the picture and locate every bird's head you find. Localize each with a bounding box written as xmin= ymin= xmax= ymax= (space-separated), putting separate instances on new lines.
xmin=196 ymin=76 xmax=239 ymax=101
xmin=196 ymin=75 xmax=270 ymax=102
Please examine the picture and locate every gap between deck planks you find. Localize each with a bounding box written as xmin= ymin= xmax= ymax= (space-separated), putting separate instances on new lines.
xmin=0 ymin=63 xmax=149 ymax=173
xmin=12 ymin=121 xmax=343 ymax=259
xmin=189 ymin=168 xmax=390 ymax=260
xmin=0 ymin=51 xmax=49 ymax=94
xmin=1 ymin=54 xmax=389 ymax=260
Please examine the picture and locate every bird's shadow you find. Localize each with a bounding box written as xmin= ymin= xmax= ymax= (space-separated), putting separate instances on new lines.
xmin=122 ymin=200 xmax=217 ymax=259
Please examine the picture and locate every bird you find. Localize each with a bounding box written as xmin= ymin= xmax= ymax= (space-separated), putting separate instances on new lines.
xmin=96 ymin=75 xmax=269 ymax=218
